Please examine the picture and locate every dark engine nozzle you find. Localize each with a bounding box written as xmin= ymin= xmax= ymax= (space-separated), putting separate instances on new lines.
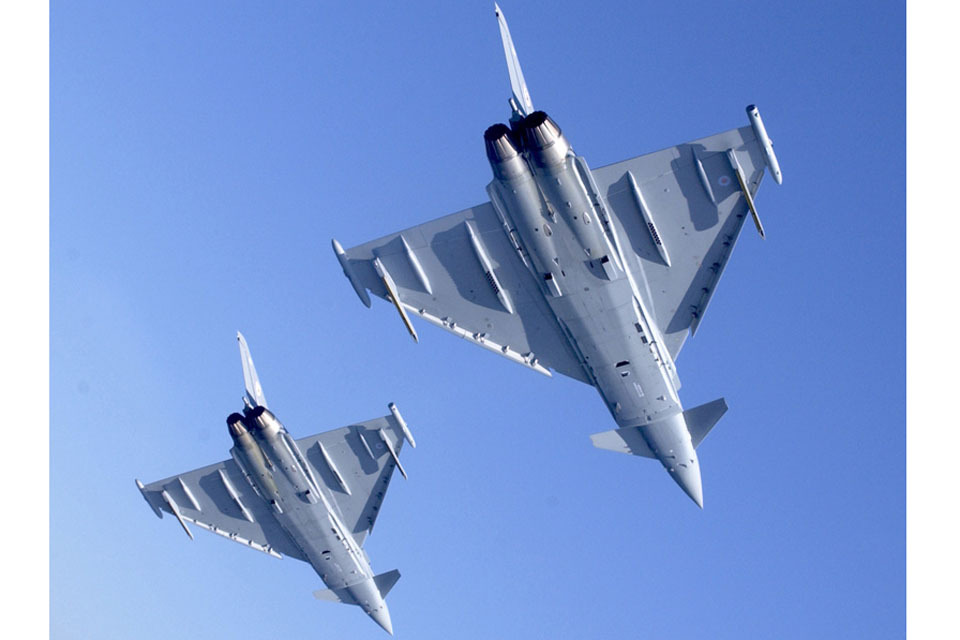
xmin=226 ymin=411 xmax=279 ymax=498
xmin=484 ymin=124 xmax=528 ymax=180
xmin=226 ymin=413 xmax=248 ymax=440
xmin=246 ymin=405 xmax=282 ymax=436
xmin=520 ymin=111 xmax=570 ymax=167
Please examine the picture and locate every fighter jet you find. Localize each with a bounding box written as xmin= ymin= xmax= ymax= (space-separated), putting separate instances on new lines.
xmin=333 ymin=4 xmax=782 ymax=508
xmin=136 ymin=333 xmax=415 ymax=634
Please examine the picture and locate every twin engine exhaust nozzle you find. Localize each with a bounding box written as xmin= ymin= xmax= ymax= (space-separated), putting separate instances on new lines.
xmin=226 ymin=408 xmax=281 ymax=499
xmin=227 ymin=406 xmax=280 ymax=439
xmin=484 ymin=110 xmax=570 ymax=175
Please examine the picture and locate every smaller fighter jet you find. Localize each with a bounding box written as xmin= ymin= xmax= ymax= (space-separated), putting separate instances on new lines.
xmin=136 ymin=333 xmax=415 ymax=634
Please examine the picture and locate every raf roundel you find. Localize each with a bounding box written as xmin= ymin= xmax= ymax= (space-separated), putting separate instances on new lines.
xmin=717 ymin=175 xmax=731 ymax=187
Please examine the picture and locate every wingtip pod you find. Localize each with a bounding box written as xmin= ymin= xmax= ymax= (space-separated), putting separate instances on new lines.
xmin=746 ymin=105 xmax=782 ymax=185
xmin=332 ymin=238 xmax=372 ymax=308
xmin=388 ymin=402 xmax=416 ymax=448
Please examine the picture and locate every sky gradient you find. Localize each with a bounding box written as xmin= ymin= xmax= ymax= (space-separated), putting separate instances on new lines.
xmin=51 ymin=2 xmax=904 ymax=638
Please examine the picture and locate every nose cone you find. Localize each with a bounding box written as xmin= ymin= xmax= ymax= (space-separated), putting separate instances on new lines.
xmin=639 ymin=412 xmax=704 ymax=508
xmin=367 ymin=604 xmax=393 ymax=635
xmin=349 ymin=578 xmax=394 ymax=635
xmin=668 ymin=453 xmax=704 ymax=509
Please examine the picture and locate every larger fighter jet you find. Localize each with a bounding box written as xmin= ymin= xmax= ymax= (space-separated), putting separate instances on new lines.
xmin=137 ymin=333 xmax=415 ymax=634
xmin=333 ymin=5 xmax=782 ymax=508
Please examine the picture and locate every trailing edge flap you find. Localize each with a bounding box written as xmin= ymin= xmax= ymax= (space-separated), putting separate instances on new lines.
xmin=590 ymin=398 xmax=728 ymax=457
xmin=313 ymin=570 xmax=401 ymax=604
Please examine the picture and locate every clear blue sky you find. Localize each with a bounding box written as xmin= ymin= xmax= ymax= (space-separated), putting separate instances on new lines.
xmin=51 ymin=1 xmax=904 ymax=638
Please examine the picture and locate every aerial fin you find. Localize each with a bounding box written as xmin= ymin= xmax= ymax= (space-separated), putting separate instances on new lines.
xmin=494 ymin=3 xmax=534 ymax=120
xmin=237 ymin=331 xmax=268 ymax=409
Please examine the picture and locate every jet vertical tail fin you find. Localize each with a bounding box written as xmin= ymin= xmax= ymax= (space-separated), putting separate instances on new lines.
xmin=237 ymin=331 xmax=268 ymax=409
xmin=494 ymin=3 xmax=534 ymax=120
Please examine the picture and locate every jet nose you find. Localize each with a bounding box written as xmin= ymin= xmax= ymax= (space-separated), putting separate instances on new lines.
xmin=367 ymin=604 xmax=393 ymax=636
xmin=639 ymin=413 xmax=705 ymax=508
xmin=668 ymin=453 xmax=703 ymax=508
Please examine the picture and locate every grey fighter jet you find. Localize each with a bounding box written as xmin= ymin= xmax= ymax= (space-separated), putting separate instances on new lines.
xmin=333 ymin=4 xmax=782 ymax=508
xmin=136 ymin=333 xmax=415 ymax=634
